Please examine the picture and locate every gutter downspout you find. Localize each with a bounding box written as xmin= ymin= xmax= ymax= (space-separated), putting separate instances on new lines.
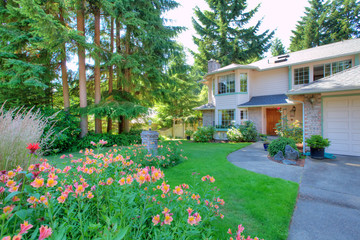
xmin=288 ymin=98 xmax=305 ymax=154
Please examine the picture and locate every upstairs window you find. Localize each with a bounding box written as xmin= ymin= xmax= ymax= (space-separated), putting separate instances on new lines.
xmin=294 ymin=67 xmax=309 ymax=85
xmin=218 ymin=109 xmax=235 ymax=127
xmin=240 ymin=73 xmax=248 ymax=93
xmin=218 ymin=74 xmax=235 ymax=94
xmin=314 ymin=59 xmax=352 ymax=81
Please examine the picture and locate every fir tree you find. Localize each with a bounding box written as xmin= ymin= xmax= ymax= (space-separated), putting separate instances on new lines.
xmin=192 ymin=0 xmax=274 ymax=72
xmin=271 ymin=38 xmax=286 ymax=56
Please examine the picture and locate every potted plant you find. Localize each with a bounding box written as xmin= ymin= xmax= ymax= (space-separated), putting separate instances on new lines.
xmin=259 ymin=134 xmax=270 ymax=151
xmin=185 ymin=129 xmax=194 ymax=140
xmin=305 ymin=135 xmax=330 ymax=159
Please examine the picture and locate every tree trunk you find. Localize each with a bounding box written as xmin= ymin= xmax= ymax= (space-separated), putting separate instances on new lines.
xmin=115 ymin=19 xmax=124 ymax=134
xmin=94 ymin=6 xmax=102 ymax=133
xmin=77 ymin=0 xmax=88 ymax=138
xmin=107 ymin=17 xmax=114 ymax=133
xmin=60 ymin=10 xmax=70 ymax=111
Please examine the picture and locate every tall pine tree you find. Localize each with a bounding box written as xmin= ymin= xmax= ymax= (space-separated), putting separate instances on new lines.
xmin=192 ymin=0 xmax=274 ymax=72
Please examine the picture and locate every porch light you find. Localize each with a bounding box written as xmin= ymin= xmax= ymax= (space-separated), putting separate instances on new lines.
xmin=309 ymin=96 xmax=316 ymax=104
xmin=290 ymin=106 xmax=296 ymax=118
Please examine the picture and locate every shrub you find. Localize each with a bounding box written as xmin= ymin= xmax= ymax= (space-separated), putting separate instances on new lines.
xmin=40 ymin=108 xmax=81 ymax=154
xmin=268 ymin=137 xmax=298 ymax=157
xmin=305 ymin=135 xmax=330 ymax=148
xmin=0 ymin=144 xmax=228 ymax=239
xmin=193 ymin=126 xmax=215 ymax=142
xmin=227 ymin=127 xmax=243 ymax=142
xmin=275 ymin=112 xmax=303 ymax=143
xmin=185 ymin=129 xmax=194 ymax=136
xmin=76 ymin=131 xmax=141 ymax=150
xmin=226 ymin=121 xmax=258 ymax=142
xmin=0 ymin=105 xmax=54 ymax=170
xmin=238 ymin=121 xmax=258 ymax=142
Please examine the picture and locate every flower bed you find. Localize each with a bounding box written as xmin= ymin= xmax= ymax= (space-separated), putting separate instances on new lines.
xmin=0 ymin=141 xmax=260 ymax=240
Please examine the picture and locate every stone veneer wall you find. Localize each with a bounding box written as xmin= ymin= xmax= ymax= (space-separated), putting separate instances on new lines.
xmin=202 ymin=110 xmax=214 ymax=126
xmin=248 ymin=107 xmax=262 ymax=133
xmin=303 ymin=94 xmax=322 ymax=139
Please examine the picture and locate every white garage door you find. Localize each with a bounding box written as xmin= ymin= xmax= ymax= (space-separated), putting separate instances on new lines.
xmin=323 ymin=95 xmax=360 ymax=156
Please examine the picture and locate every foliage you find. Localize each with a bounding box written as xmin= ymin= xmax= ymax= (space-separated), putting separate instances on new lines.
xmin=226 ymin=127 xmax=243 ymax=142
xmin=226 ymin=121 xmax=258 ymax=142
xmin=0 ymin=144 xmax=241 ymax=240
xmin=193 ymin=126 xmax=215 ymax=142
xmin=185 ymin=130 xmax=194 ymax=136
xmin=76 ymin=131 xmax=142 ymax=150
xmin=275 ymin=110 xmax=303 ymax=143
xmin=290 ymin=0 xmax=360 ymax=51
xmin=238 ymin=121 xmax=258 ymax=142
xmin=268 ymin=137 xmax=298 ymax=157
xmin=271 ymin=38 xmax=286 ymax=56
xmin=40 ymin=108 xmax=81 ymax=155
xmin=305 ymin=135 xmax=330 ymax=148
xmin=0 ymin=105 xmax=54 ymax=170
xmin=192 ymin=0 xmax=274 ymax=72
xmin=117 ymin=141 xmax=186 ymax=169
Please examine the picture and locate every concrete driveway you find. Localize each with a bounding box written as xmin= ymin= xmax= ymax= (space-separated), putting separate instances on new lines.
xmin=228 ymin=143 xmax=360 ymax=240
xmin=288 ymin=154 xmax=360 ymax=240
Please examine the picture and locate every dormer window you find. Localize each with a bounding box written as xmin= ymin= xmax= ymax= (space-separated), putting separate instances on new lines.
xmin=294 ymin=67 xmax=309 ymax=85
xmin=218 ymin=74 xmax=235 ymax=94
xmin=314 ymin=59 xmax=352 ymax=81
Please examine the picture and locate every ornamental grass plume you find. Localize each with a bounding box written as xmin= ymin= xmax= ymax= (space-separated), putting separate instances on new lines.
xmin=0 ymin=104 xmax=55 ymax=170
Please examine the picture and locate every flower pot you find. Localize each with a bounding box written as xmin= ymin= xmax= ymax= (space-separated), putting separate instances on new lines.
xmin=186 ymin=136 xmax=191 ymax=140
xmin=310 ymin=147 xmax=325 ymax=159
xmin=263 ymin=143 xmax=269 ymax=151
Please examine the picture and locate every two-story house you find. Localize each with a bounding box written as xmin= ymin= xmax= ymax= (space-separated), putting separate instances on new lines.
xmin=195 ymin=38 xmax=360 ymax=156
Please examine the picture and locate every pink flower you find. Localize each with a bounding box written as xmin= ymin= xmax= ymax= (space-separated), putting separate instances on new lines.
xmin=163 ymin=214 xmax=173 ymax=225
xmin=19 ymin=221 xmax=33 ymax=234
xmin=38 ymin=225 xmax=52 ymax=240
xmin=152 ymin=214 xmax=160 ymax=225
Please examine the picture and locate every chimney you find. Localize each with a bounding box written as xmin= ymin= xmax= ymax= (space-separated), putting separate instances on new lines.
xmin=208 ymin=59 xmax=221 ymax=73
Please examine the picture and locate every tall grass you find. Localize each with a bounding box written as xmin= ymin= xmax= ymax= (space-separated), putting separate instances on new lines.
xmin=0 ymin=104 xmax=54 ymax=170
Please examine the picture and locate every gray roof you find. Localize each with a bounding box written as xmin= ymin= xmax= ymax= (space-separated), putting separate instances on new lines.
xmin=287 ymin=65 xmax=360 ymax=95
xmin=206 ymin=38 xmax=360 ymax=77
xmin=238 ymin=94 xmax=293 ymax=108
xmin=194 ymin=102 xmax=215 ymax=111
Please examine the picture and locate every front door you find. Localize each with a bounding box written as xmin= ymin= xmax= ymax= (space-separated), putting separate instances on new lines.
xmin=266 ymin=108 xmax=281 ymax=135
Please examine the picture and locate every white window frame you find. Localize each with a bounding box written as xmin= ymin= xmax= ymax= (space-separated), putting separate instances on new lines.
xmin=294 ymin=67 xmax=310 ymax=85
xmin=239 ymin=109 xmax=248 ymax=124
xmin=218 ymin=109 xmax=235 ymax=127
xmin=218 ymin=74 xmax=235 ymax=94
xmin=313 ymin=59 xmax=352 ymax=81
xmin=240 ymin=73 xmax=248 ymax=93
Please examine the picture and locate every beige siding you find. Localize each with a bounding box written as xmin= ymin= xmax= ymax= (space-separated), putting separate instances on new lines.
xmin=215 ymin=94 xmax=237 ymax=109
xmin=250 ymin=68 xmax=288 ymax=97
xmin=202 ymin=110 xmax=214 ymax=127
xmin=248 ymin=107 xmax=262 ymax=133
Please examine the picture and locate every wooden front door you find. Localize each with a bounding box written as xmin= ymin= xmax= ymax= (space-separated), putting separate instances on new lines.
xmin=266 ymin=108 xmax=281 ymax=135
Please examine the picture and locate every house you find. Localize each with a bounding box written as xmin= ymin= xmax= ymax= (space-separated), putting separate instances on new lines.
xmin=195 ymin=38 xmax=360 ymax=156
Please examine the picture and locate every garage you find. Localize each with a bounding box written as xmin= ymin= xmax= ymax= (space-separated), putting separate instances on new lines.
xmin=323 ymin=95 xmax=360 ymax=156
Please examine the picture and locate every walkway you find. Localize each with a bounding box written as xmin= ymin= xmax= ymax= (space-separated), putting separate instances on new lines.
xmin=227 ymin=142 xmax=360 ymax=240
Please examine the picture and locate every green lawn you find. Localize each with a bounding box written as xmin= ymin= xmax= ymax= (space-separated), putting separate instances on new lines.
xmin=47 ymin=141 xmax=298 ymax=239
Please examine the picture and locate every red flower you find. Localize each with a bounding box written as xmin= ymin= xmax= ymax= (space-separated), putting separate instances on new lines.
xmin=27 ymin=143 xmax=40 ymax=154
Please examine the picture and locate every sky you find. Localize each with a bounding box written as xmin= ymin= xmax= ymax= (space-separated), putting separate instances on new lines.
xmin=163 ymin=0 xmax=310 ymax=64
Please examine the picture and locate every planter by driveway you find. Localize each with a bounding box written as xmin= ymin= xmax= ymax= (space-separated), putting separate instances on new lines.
xmin=228 ymin=143 xmax=360 ymax=240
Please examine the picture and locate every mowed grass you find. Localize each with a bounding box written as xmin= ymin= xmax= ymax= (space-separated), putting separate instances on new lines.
xmin=46 ymin=141 xmax=298 ymax=239
xmin=163 ymin=141 xmax=298 ymax=239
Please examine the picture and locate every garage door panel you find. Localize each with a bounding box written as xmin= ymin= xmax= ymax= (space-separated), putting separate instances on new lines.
xmin=323 ymin=96 xmax=360 ymax=156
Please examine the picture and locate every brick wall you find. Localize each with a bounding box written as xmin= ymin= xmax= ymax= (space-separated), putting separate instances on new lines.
xmin=202 ymin=110 xmax=214 ymax=126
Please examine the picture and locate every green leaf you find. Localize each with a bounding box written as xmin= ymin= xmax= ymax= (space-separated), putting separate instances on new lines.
xmin=4 ymin=191 xmax=21 ymax=203
xmin=113 ymin=226 xmax=129 ymax=240
xmin=15 ymin=209 xmax=34 ymax=220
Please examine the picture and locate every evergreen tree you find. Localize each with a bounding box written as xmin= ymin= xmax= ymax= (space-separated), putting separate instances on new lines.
xmin=192 ymin=0 xmax=274 ymax=72
xmin=289 ymin=0 xmax=360 ymax=51
xmin=271 ymin=38 xmax=286 ymax=56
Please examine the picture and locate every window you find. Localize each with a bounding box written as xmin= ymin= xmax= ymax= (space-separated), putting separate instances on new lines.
xmin=218 ymin=109 xmax=235 ymax=127
xmin=240 ymin=73 xmax=247 ymax=93
xmin=239 ymin=109 xmax=248 ymax=123
xmin=313 ymin=60 xmax=352 ymax=81
xmin=294 ymin=67 xmax=309 ymax=85
xmin=218 ymin=74 xmax=235 ymax=94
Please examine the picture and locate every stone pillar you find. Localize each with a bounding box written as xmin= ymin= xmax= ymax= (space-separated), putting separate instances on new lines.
xmin=141 ymin=131 xmax=159 ymax=155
